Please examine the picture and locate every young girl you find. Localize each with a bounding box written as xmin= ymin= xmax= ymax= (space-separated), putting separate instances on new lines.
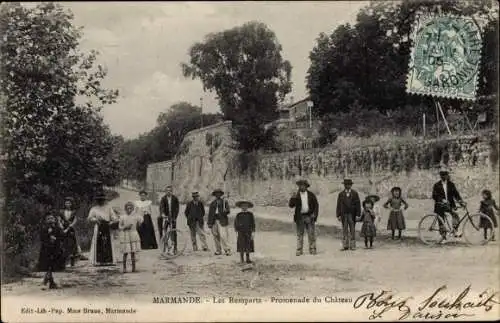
xmin=234 ymin=201 xmax=255 ymax=264
xmin=358 ymin=199 xmax=377 ymax=248
xmin=119 ymin=202 xmax=143 ymax=273
xmin=384 ymin=187 xmax=409 ymax=240
xmin=37 ymin=213 xmax=65 ymax=289
xmin=366 ymin=194 xmax=382 ymax=229
xmin=479 ymin=189 xmax=499 ymax=241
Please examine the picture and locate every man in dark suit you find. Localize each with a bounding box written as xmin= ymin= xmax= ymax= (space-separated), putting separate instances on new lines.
xmin=159 ymin=185 xmax=180 ymax=253
xmin=336 ymin=179 xmax=361 ymax=251
xmin=207 ymin=189 xmax=231 ymax=256
xmin=184 ymin=191 xmax=209 ymax=252
xmin=432 ymin=168 xmax=465 ymax=240
xmin=289 ymin=179 xmax=319 ymax=256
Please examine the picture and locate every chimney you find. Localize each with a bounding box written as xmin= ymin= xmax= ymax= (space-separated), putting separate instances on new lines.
xmin=290 ymin=96 xmax=294 ymax=104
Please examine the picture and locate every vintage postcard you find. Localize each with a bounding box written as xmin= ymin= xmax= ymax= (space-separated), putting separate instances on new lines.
xmin=1 ymin=1 xmax=499 ymax=322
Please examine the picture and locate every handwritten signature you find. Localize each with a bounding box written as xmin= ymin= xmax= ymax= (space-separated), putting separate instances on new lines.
xmin=353 ymin=285 xmax=499 ymax=320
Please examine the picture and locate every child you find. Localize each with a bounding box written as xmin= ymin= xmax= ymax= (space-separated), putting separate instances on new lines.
xmin=366 ymin=194 xmax=382 ymax=229
xmin=479 ymin=189 xmax=499 ymax=241
xmin=358 ymin=199 xmax=377 ymax=249
xmin=119 ymin=202 xmax=143 ymax=273
xmin=234 ymin=200 xmax=255 ymax=264
xmin=384 ymin=187 xmax=409 ymax=240
xmin=37 ymin=213 xmax=65 ymax=289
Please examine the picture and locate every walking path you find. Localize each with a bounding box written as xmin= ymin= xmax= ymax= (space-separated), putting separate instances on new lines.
xmin=2 ymin=187 xmax=498 ymax=322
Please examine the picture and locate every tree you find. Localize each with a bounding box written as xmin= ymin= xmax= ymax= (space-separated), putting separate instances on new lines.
xmin=182 ymin=21 xmax=292 ymax=152
xmin=307 ymin=0 xmax=498 ymax=127
xmin=0 ymin=2 xmax=119 ymax=273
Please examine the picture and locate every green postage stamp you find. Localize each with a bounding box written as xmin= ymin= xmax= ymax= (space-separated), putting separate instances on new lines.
xmin=406 ymin=14 xmax=483 ymax=101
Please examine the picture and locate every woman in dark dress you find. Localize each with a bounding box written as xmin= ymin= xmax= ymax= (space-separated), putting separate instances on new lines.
xmin=135 ymin=190 xmax=158 ymax=249
xmin=234 ymin=201 xmax=255 ymax=264
xmin=59 ymin=197 xmax=79 ymax=267
xmin=37 ymin=213 xmax=65 ymax=289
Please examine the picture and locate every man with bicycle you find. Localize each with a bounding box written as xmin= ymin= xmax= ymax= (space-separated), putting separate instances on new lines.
xmin=159 ymin=185 xmax=180 ymax=254
xmin=432 ymin=168 xmax=466 ymax=241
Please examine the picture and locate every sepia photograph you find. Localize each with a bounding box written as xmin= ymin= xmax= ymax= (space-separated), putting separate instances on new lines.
xmin=1 ymin=1 xmax=499 ymax=322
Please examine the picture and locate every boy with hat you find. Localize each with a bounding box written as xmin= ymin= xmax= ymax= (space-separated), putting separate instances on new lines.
xmin=289 ymin=179 xmax=319 ymax=256
xmin=336 ymin=179 xmax=361 ymax=250
xmin=37 ymin=212 xmax=65 ymax=289
xmin=234 ymin=200 xmax=256 ymax=264
xmin=184 ymin=192 xmax=209 ymax=251
xmin=208 ymin=189 xmax=231 ymax=255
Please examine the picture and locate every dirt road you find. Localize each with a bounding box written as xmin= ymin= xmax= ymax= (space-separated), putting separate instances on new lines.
xmin=2 ymin=188 xmax=499 ymax=306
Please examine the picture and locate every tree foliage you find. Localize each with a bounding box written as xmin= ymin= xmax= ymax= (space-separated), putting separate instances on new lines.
xmin=307 ymin=0 xmax=499 ymax=138
xmin=182 ymin=21 xmax=292 ymax=152
xmin=119 ymin=102 xmax=222 ymax=181
xmin=0 ymin=2 xmax=119 ymax=273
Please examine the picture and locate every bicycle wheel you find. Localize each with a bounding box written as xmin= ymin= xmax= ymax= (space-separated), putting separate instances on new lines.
xmin=463 ymin=213 xmax=494 ymax=246
xmin=418 ymin=214 xmax=445 ymax=245
xmin=160 ymin=229 xmax=187 ymax=259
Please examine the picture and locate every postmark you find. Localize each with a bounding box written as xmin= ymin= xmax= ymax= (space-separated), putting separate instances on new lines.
xmin=406 ymin=14 xmax=483 ymax=101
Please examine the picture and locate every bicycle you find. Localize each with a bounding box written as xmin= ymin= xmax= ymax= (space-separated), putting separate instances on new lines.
xmin=159 ymin=218 xmax=187 ymax=259
xmin=418 ymin=203 xmax=494 ymax=246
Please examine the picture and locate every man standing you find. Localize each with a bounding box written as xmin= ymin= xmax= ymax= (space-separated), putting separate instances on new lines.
xmin=336 ymin=179 xmax=361 ymax=251
xmin=184 ymin=192 xmax=209 ymax=252
xmin=289 ymin=179 xmax=319 ymax=256
xmin=159 ymin=185 xmax=180 ymax=253
xmin=207 ymin=189 xmax=231 ymax=256
xmin=432 ymin=168 xmax=465 ymax=240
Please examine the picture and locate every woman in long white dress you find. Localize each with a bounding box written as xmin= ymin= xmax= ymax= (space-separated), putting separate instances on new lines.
xmin=87 ymin=192 xmax=119 ymax=266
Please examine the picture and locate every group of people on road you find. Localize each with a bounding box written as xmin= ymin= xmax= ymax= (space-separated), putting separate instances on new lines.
xmin=290 ymin=167 xmax=498 ymax=254
xmin=37 ymin=167 xmax=498 ymax=289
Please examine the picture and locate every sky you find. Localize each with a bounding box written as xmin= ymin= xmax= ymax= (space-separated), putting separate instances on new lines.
xmin=58 ymin=1 xmax=369 ymax=139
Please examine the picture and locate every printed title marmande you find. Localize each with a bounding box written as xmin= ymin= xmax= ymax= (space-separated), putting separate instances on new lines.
xmin=152 ymin=296 xmax=353 ymax=305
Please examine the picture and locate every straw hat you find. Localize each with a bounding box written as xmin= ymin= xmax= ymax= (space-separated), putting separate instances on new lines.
xmin=235 ymin=200 xmax=254 ymax=208
xmin=212 ymin=189 xmax=224 ymax=196
xmin=366 ymin=194 xmax=380 ymax=202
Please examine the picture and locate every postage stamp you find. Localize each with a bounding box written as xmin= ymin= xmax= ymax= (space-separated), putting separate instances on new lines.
xmin=406 ymin=14 xmax=483 ymax=101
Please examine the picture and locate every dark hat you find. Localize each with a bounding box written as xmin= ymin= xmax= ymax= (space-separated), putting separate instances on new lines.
xmin=362 ymin=199 xmax=374 ymax=207
xmin=139 ymin=190 xmax=148 ymax=195
xmin=212 ymin=189 xmax=224 ymax=196
xmin=64 ymin=196 xmax=74 ymax=202
xmin=343 ymin=179 xmax=353 ymax=185
xmin=366 ymin=194 xmax=380 ymax=202
xmin=192 ymin=191 xmax=200 ymax=196
xmin=295 ymin=179 xmax=310 ymax=187
xmin=391 ymin=186 xmax=402 ymax=193
xmin=235 ymin=200 xmax=254 ymax=208
xmin=438 ymin=166 xmax=451 ymax=175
